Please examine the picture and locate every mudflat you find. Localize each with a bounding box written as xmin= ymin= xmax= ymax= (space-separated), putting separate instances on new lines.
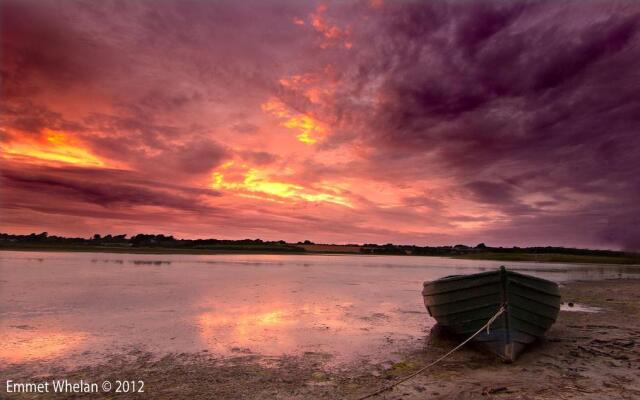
xmin=2 ymin=279 xmax=639 ymax=399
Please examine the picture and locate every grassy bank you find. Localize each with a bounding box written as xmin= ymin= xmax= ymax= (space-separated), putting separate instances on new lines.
xmin=454 ymin=251 xmax=640 ymax=265
xmin=2 ymin=243 xmax=640 ymax=265
xmin=0 ymin=244 xmax=305 ymax=255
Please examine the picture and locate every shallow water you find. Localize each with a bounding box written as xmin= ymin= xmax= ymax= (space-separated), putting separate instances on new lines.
xmin=1 ymin=251 xmax=638 ymax=367
xmin=560 ymin=303 xmax=604 ymax=313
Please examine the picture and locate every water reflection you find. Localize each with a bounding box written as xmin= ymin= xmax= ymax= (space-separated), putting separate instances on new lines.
xmin=0 ymin=328 xmax=87 ymax=363
xmin=130 ymin=260 xmax=172 ymax=266
xmin=198 ymin=306 xmax=291 ymax=353
xmin=194 ymin=299 xmax=416 ymax=359
xmin=0 ymin=251 xmax=638 ymax=367
xmin=560 ymin=303 xmax=604 ymax=313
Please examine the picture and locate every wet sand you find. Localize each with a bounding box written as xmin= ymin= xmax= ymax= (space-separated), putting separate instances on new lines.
xmin=2 ymin=279 xmax=639 ymax=399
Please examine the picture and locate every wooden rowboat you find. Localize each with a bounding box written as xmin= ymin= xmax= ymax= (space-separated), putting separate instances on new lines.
xmin=422 ymin=266 xmax=560 ymax=362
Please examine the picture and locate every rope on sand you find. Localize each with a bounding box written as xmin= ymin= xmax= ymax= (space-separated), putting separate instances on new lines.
xmin=354 ymin=305 xmax=506 ymax=400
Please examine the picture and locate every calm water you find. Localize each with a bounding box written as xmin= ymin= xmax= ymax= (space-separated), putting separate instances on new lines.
xmin=1 ymin=251 xmax=638 ymax=367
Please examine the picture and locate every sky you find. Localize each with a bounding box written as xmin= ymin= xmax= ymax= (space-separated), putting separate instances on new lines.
xmin=1 ymin=0 xmax=639 ymax=250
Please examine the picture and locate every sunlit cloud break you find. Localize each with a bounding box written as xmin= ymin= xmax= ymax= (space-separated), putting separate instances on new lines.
xmin=212 ymin=162 xmax=351 ymax=207
xmin=261 ymin=97 xmax=327 ymax=145
xmin=1 ymin=129 xmax=105 ymax=167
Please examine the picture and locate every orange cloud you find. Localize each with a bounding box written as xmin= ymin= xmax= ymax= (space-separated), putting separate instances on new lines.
xmin=309 ymin=4 xmax=351 ymax=49
xmin=211 ymin=162 xmax=351 ymax=207
xmin=279 ymin=73 xmax=332 ymax=105
xmin=261 ymin=97 xmax=327 ymax=145
xmin=278 ymin=73 xmax=315 ymax=89
xmin=1 ymin=129 xmax=105 ymax=167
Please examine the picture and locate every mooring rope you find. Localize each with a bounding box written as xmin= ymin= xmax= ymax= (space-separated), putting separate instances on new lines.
xmin=354 ymin=305 xmax=506 ymax=400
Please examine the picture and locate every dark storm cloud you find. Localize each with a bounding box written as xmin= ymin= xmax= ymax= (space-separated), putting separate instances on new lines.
xmin=0 ymin=165 xmax=221 ymax=212
xmin=170 ymin=140 xmax=229 ymax=175
xmin=362 ymin=4 xmax=639 ymax=152
xmin=240 ymin=150 xmax=279 ymax=165
xmin=1 ymin=0 xmax=316 ymax=91
xmin=305 ymin=0 xmax=640 ymax=249
xmin=465 ymin=181 xmax=516 ymax=205
xmin=0 ymin=0 xmax=121 ymax=98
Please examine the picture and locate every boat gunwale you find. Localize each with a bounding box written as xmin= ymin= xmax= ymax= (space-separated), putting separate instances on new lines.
xmin=423 ymin=278 xmax=560 ymax=299
xmin=423 ymin=279 xmax=501 ymax=296
xmin=423 ymin=268 xmax=560 ymax=288
xmin=423 ymin=269 xmax=500 ymax=286
xmin=425 ymin=291 xmax=502 ymax=308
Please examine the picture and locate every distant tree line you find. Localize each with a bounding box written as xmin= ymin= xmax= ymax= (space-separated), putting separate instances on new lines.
xmin=0 ymin=232 xmax=636 ymax=258
xmin=0 ymin=232 xmax=303 ymax=253
xmin=359 ymin=242 xmax=634 ymax=257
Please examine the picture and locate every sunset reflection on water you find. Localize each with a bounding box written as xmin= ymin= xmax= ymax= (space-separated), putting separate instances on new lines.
xmin=197 ymin=307 xmax=291 ymax=352
xmin=2 ymin=251 xmax=638 ymax=368
xmin=195 ymin=300 xmax=390 ymax=356
xmin=0 ymin=328 xmax=87 ymax=363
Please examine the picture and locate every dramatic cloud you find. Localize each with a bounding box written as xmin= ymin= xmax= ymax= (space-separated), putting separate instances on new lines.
xmin=1 ymin=0 xmax=639 ymax=249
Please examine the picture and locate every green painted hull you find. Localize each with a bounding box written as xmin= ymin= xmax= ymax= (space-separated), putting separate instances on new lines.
xmin=422 ymin=267 xmax=560 ymax=362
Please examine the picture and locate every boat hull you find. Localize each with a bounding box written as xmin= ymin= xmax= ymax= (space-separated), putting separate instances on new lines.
xmin=422 ymin=267 xmax=560 ymax=362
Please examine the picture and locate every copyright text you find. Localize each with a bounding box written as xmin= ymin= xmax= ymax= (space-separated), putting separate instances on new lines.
xmin=5 ymin=379 xmax=144 ymax=394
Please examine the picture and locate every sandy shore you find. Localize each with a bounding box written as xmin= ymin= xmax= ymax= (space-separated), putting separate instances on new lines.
xmin=2 ymin=279 xmax=640 ymax=399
